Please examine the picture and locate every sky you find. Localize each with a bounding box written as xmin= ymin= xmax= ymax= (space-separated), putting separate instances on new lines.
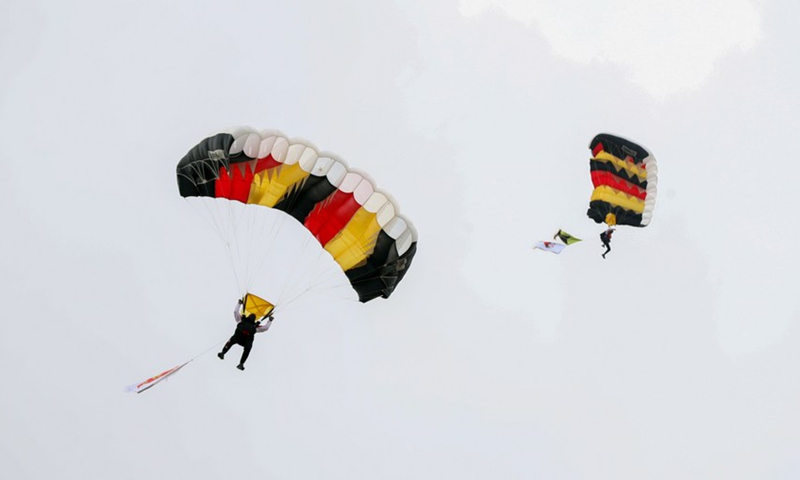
xmin=1 ymin=0 xmax=799 ymax=479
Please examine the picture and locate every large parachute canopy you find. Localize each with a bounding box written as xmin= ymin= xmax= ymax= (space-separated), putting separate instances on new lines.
xmin=176 ymin=127 xmax=417 ymax=308
xmin=587 ymin=133 xmax=657 ymax=227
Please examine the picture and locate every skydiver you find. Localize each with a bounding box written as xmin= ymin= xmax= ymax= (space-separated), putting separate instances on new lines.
xmin=600 ymin=227 xmax=615 ymax=259
xmin=217 ymin=299 xmax=274 ymax=371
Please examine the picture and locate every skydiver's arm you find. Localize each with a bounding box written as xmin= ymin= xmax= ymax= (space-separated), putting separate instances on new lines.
xmin=233 ymin=302 xmax=242 ymax=323
xmin=256 ymin=317 xmax=273 ymax=333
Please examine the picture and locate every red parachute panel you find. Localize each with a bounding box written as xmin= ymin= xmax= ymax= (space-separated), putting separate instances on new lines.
xmin=304 ymin=190 xmax=360 ymax=246
xmin=590 ymin=171 xmax=647 ymax=199
xmin=216 ymin=164 xmax=254 ymax=203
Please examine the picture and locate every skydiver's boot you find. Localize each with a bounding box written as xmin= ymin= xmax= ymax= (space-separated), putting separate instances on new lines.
xmin=237 ymin=364 xmax=245 ymax=371
xmin=219 ymin=341 xmax=233 ymax=360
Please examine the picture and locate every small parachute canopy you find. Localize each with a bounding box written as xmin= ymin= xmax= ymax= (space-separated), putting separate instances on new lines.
xmin=243 ymin=293 xmax=274 ymax=320
xmin=587 ymin=133 xmax=657 ymax=227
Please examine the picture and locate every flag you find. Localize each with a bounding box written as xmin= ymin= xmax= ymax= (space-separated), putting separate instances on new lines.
xmin=553 ymin=229 xmax=582 ymax=245
xmin=533 ymin=241 xmax=566 ymax=254
xmin=125 ymin=360 xmax=192 ymax=394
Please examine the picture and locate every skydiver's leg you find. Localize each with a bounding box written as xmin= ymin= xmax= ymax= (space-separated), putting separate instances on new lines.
xmin=602 ymin=243 xmax=611 ymax=258
xmin=219 ymin=338 xmax=236 ymax=359
xmin=239 ymin=341 xmax=253 ymax=366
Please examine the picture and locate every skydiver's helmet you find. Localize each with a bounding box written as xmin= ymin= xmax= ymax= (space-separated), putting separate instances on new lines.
xmin=245 ymin=313 xmax=257 ymax=323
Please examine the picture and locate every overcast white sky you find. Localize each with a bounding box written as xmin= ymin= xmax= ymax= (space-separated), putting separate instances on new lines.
xmin=2 ymin=0 xmax=799 ymax=479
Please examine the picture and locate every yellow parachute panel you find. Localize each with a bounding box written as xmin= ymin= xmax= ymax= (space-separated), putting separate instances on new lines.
xmin=248 ymin=163 xmax=311 ymax=207
xmin=324 ymin=208 xmax=382 ymax=271
xmin=590 ymin=185 xmax=645 ymax=213
xmin=243 ymin=293 xmax=275 ymax=319
xmin=594 ymin=151 xmax=647 ymax=182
